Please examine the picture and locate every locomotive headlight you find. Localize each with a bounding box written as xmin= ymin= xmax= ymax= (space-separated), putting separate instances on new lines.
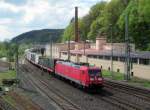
xmin=98 ymin=78 xmax=102 ymax=81
xmin=90 ymin=78 xmax=94 ymax=81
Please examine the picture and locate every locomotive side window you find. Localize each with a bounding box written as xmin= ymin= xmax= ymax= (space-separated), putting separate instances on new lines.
xmin=88 ymin=69 xmax=101 ymax=76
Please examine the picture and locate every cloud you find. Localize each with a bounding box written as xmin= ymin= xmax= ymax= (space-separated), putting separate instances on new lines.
xmin=0 ymin=25 xmax=12 ymax=41
xmin=0 ymin=0 xmax=21 ymax=13
xmin=21 ymin=0 xmax=50 ymax=24
xmin=0 ymin=0 xmax=107 ymax=41
xmin=0 ymin=18 xmax=13 ymax=25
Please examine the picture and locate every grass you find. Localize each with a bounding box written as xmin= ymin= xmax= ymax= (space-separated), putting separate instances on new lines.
xmin=102 ymin=70 xmax=124 ymax=80
xmin=102 ymin=70 xmax=150 ymax=88
xmin=0 ymin=70 xmax=16 ymax=85
xmin=0 ymin=70 xmax=17 ymax=107
xmin=2 ymin=94 xmax=16 ymax=107
xmin=128 ymin=77 xmax=150 ymax=88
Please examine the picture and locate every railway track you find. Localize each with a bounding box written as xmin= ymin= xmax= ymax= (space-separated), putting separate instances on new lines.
xmin=0 ymin=97 xmax=17 ymax=110
xmin=32 ymin=70 xmax=147 ymax=110
xmin=40 ymin=80 xmax=81 ymax=110
xmin=20 ymin=65 xmax=81 ymax=110
xmin=104 ymin=79 xmax=150 ymax=102
xmin=22 ymin=62 xmax=150 ymax=110
xmin=39 ymin=74 xmax=150 ymax=110
xmin=96 ymin=91 xmax=148 ymax=110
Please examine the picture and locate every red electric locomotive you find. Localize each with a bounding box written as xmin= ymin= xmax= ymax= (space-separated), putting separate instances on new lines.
xmin=25 ymin=50 xmax=103 ymax=89
xmin=55 ymin=61 xmax=103 ymax=88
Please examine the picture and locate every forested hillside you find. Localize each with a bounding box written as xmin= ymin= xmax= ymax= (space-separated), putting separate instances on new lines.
xmin=62 ymin=0 xmax=150 ymax=51
xmin=12 ymin=29 xmax=64 ymax=44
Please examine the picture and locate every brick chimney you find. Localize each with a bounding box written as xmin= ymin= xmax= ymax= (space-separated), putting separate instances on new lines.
xmin=75 ymin=7 xmax=79 ymax=42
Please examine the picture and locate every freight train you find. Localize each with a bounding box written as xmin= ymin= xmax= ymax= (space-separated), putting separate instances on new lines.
xmin=25 ymin=49 xmax=104 ymax=89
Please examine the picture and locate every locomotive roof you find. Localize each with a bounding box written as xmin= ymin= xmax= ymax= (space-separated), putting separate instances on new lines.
xmin=57 ymin=61 xmax=81 ymax=68
xmin=56 ymin=61 xmax=100 ymax=70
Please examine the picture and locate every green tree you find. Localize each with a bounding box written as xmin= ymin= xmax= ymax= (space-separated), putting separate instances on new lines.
xmin=102 ymin=0 xmax=127 ymax=41
xmin=117 ymin=0 xmax=150 ymax=50
xmin=87 ymin=17 xmax=104 ymax=40
xmin=62 ymin=19 xmax=86 ymax=41
xmin=62 ymin=22 xmax=74 ymax=42
xmin=87 ymin=0 xmax=126 ymax=41
xmin=62 ymin=2 xmax=106 ymax=42
xmin=62 ymin=0 xmax=150 ymax=50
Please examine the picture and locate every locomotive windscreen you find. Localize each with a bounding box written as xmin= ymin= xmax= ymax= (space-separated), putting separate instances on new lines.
xmin=88 ymin=69 xmax=101 ymax=76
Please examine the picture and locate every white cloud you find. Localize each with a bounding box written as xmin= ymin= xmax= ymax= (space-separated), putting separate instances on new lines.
xmin=21 ymin=0 xmax=50 ymax=24
xmin=0 ymin=25 xmax=33 ymax=41
xmin=0 ymin=0 xmax=107 ymax=41
xmin=0 ymin=18 xmax=13 ymax=25
xmin=0 ymin=0 xmax=21 ymax=13
xmin=0 ymin=26 xmax=12 ymax=41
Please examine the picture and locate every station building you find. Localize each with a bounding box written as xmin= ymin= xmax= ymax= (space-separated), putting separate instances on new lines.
xmin=45 ymin=35 xmax=150 ymax=80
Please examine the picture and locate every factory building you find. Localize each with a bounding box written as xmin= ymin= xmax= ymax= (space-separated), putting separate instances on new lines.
xmin=45 ymin=35 xmax=150 ymax=80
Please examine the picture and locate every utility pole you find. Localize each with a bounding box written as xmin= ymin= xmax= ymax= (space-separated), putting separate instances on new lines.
xmin=50 ymin=37 xmax=53 ymax=60
xmin=15 ymin=44 xmax=19 ymax=81
xmin=124 ymin=0 xmax=131 ymax=80
xmin=67 ymin=36 xmax=70 ymax=61
xmin=110 ymin=24 xmax=114 ymax=78
xmin=83 ymin=40 xmax=86 ymax=55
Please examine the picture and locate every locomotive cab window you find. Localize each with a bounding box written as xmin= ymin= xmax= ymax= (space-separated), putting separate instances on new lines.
xmin=88 ymin=69 xmax=102 ymax=76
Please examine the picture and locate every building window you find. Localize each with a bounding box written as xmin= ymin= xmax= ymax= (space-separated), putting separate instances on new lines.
xmin=139 ymin=59 xmax=149 ymax=65
xmin=93 ymin=55 xmax=97 ymax=59
xmin=131 ymin=58 xmax=137 ymax=64
xmin=98 ymin=55 xmax=103 ymax=59
xmin=88 ymin=55 xmax=93 ymax=58
xmin=113 ymin=56 xmax=118 ymax=61
xmin=62 ymin=52 xmax=67 ymax=55
xmin=78 ymin=54 xmax=82 ymax=57
xmin=71 ymin=54 xmax=75 ymax=56
xmin=104 ymin=56 xmax=111 ymax=60
xmin=90 ymin=55 xmax=94 ymax=58
xmin=120 ymin=57 xmax=125 ymax=62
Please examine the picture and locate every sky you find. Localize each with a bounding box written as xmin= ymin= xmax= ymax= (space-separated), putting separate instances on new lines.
xmin=0 ymin=0 xmax=110 ymax=41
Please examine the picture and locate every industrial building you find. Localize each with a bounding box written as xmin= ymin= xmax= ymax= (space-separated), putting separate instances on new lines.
xmin=45 ymin=35 xmax=150 ymax=80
